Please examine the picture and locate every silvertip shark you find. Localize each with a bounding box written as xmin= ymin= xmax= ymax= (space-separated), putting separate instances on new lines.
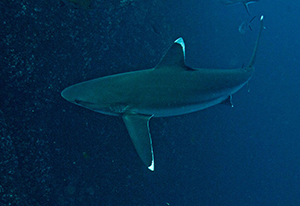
xmin=220 ymin=0 xmax=259 ymax=15
xmin=61 ymin=16 xmax=264 ymax=171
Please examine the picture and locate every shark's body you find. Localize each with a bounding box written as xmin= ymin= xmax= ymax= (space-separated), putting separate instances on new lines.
xmin=220 ymin=0 xmax=259 ymax=15
xmin=61 ymin=16 xmax=264 ymax=171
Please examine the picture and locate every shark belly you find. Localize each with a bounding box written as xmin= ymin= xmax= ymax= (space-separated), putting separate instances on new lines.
xmin=131 ymin=79 xmax=248 ymax=117
xmin=136 ymin=96 xmax=228 ymax=117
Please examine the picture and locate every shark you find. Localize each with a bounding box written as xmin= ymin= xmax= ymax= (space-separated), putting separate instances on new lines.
xmin=61 ymin=16 xmax=264 ymax=171
xmin=219 ymin=0 xmax=259 ymax=15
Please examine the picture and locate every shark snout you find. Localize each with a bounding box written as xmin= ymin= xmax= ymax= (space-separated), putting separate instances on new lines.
xmin=61 ymin=87 xmax=73 ymax=102
xmin=61 ymin=86 xmax=82 ymax=104
xmin=61 ymin=86 xmax=96 ymax=108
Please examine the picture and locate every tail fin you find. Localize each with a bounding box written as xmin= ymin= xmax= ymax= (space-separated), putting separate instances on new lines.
xmin=248 ymin=15 xmax=265 ymax=68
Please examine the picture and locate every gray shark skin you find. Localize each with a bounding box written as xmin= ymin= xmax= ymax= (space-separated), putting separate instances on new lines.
xmin=220 ymin=0 xmax=259 ymax=15
xmin=61 ymin=16 xmax=264 ymax=171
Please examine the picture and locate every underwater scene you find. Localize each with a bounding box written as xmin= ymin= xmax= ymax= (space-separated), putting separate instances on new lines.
xmin=1 ymin=0 xmax=300 ymax=205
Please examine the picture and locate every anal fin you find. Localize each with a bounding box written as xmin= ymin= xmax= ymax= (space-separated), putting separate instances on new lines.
xmin=221 ymin=95 xmax=233 ymax=107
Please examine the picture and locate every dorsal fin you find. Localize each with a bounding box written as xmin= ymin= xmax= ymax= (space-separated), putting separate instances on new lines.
xmin=155 ymin=37 xmax=192 ymax=70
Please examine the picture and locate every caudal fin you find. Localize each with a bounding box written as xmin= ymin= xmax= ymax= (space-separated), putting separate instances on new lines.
xmin=248 ymin=15 xmax=265 ymax=68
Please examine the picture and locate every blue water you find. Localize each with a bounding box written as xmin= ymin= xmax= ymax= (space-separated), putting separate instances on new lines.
xmin=1 ymin=0 xmax=300 ymax=205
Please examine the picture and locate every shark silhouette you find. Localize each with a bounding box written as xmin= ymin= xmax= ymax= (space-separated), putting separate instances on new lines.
xmin=220 ymin=0 xmax=259 ymax=15
xmin=61 ymin=16 xmax=264 ymax=171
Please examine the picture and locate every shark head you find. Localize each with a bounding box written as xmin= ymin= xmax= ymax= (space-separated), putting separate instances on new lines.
xmin=61 ymin=77 xmax=132 ymax=116
xmin=62 ymin=80 xmax=103 ymax=111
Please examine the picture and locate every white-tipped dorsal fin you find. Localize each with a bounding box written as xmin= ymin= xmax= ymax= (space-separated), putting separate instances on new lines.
xmin=174 ymin=37 xmax=185 ymax=58
xmin=155 ymin=37 xmax=192 ymax=71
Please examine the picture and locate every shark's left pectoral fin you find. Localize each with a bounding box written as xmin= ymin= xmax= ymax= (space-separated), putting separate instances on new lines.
xmin=122 ymin=114 xmax=154 ymax=171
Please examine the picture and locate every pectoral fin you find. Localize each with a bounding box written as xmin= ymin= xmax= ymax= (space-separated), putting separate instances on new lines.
xmin=122 ymin=114 xmax=154 ymax=171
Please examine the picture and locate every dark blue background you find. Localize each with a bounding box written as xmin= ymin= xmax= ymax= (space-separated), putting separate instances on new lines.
xmin=1 ymin=0 xmax=300 ymax=205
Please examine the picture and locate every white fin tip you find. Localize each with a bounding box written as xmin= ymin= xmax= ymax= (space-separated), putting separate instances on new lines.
xmin=174 ymin=37 xmax=185 ymax=59
xmin=260 ymin=15 xmax=264 ymax=21
xmin=148 ymin=159 xmax=154 ymax=171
